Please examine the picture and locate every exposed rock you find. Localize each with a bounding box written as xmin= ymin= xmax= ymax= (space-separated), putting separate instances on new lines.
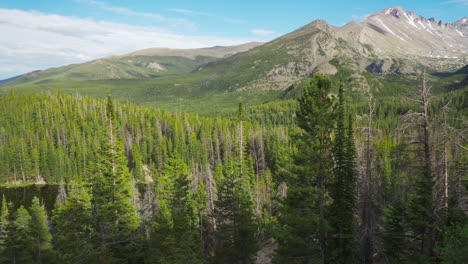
xmin=146 ymin=62 xmax=165 ymax=72
xmin=35 ymin=175 xmax=47 ymax=186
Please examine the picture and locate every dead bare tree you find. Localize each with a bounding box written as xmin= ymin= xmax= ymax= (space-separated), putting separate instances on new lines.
xmin=361 ymin=93 xmax=376 ymax=264
xmin=402 ymin=72 xmax=436 ymax=257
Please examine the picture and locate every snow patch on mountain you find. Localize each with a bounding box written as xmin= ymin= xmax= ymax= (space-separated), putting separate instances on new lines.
xmin=376 ymin=18 xmax=406 ymax=41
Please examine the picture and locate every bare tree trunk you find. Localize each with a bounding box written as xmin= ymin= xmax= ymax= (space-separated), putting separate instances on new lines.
xmin=420 ymin=73 xmax=435 ymax=257
xmin=442 ymin=104 xmax=449 ymax=211
xmin=362 ymin=94 xmax=375 ymax=264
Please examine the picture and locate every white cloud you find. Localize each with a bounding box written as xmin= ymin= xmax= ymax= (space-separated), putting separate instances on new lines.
xmin=77 ymin=0 xmax=162 ymax=19
xmin=76 ymin=0 xmax=197 ymax=30
xmin=168 ymin=7 xmax=246 ymax=24
xmin=168 ymin=8 xmax=211 ymax=16
xmin=0 ymin=8 xmax=258 ymax=79
xmin=250 ymin=29 xmax=275 ymax=36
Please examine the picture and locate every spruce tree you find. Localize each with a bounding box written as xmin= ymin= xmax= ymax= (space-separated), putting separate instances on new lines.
xmin=29 ymin=197 xmax=53 ymax=263
xmin=274 ymin=73 xmax=335 ymax=263
xmin=329 ymin=85 xmax=358 ymax=263
xmin=89 ymin=96 xmax=140 ymax=263
xmin=147 ymin=200 xmax=177 ymax=263
xmin=3 ymin=205 xmax=34 ymax=264
xmin=0 ymin=196 xmax=9 ymax=262
xmin=147 ymin=155 xmax=204 ymax=264
xmin=212 ymin=158 xmax=258 ymax=264
xmin=383 ymin=199 xmax=408 ymax=263
xmin=169 ymin=156 xmax=204 ymax=263
xmin=52 ymin=184 xmax=95 ymax=264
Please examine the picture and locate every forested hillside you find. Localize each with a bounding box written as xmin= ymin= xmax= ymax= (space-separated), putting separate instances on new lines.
xmin=0 ymin=72 xmax=466 ymax=263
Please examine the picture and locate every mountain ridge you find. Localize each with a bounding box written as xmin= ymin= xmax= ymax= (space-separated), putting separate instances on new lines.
xmin=0 ymin=42 xmax=264 ymax=87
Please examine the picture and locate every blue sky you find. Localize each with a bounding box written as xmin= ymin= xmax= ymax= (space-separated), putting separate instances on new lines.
xmin=0 ymin=0 xmax=467 ymax=79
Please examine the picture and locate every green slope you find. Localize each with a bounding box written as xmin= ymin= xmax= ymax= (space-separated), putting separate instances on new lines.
xmin=0 ymin=42 xmax=263 ymax=88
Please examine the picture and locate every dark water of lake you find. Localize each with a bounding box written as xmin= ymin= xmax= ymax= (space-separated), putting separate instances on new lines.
xmin=0 ymin=185 xmax=59 ymax=216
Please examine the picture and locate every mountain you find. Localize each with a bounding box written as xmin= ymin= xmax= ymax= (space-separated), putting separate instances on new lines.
xmin=1 ymin=7 xmax=466 ymax=114
xmin=341 ymin=7 xmax=467 ymax=67
xmin=190 ymin=6 xmax=467 ymax=92
xmin=0 ymin=42 xmax=263 ymax=87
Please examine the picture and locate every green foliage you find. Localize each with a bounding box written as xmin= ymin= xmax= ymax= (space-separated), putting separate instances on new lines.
xmin=89 ymin=96 xmax=140 ymax=262
xmin=2 ymin=205 xmax=34 ymax=264
xmin=52 ymin=184 xmax=95 ymax=263
xmin=147 ymin=155 xmax=204 ymax=264
xmin=383 ymin=199 xmax=408 ymax=263
xmin=0 ymin=195 xmax=9 ymax=261
xmin=0 ymin=54 xmax=221 ymax=88
xmin=29 ymin=197 xmax=53 ymax=263
xmin=212 ymin=158 xmax=258 ymax=264
xmin=328 ymin=85 xmax=358 ymax=263
xmin=147 ymin=200 xmax=177 ymax=263
xmin=274 ymin=73 xmax=336 ymax=263
xmin=439 ymin=223 xmax=468 ymax=264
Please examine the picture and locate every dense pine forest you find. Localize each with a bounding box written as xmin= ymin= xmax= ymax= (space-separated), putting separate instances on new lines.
xmin=0 ymin=73 xmax=467 ymax=263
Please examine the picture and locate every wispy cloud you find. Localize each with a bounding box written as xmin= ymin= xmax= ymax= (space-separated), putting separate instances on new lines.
xmin=77 ymin=0 xmax=163 ymax=19
xmin=442 ymin=0 xmax=468 ymax=6
xmin=168 ymin=8 xmax=211 ymax=16
xmin=250 ymin=29 xmax=275 ymax=36
xmin=0 ymin=8 xmax=257 ymax=79
xmin=168 ymin=7 xmax=246 ymax=24
xmin=76 ymin=0 xmax=197 ymax=29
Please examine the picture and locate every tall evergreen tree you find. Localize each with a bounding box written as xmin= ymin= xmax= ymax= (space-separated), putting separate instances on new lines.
xmin=52 ymin=184 xmax=95 ymax=264
xmin=147 ymin=155 xmax=204 ymax=264
xmin=89 ymin=96 xmax=140 ymax=263
xmin=29 ymin=197 xmax=53 ymax=263
xmin=147 ymin=200 xmax=177 ymax=263
xmin=2 ymin=205 xmax=34 ymax=264
xmin=0 ymin=195 xmax=9 ymax=262
xmin=383 ymin=199 xmax=408 ymax=263
xmin=212 ymin=158 xmax=258 ymax=264
xmin=328 ymin=85 xmax=358 ymax=263
xmin=169 ymin=156 xmax=205 ymax=264
xmin=274 ymin=73 xmax=335 ymax=263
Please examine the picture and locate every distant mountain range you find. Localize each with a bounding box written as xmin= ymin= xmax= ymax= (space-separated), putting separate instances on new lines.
xmin=1 ymin=6 xmax=466 ymax=114
xmin=0 ymin=42 xmax=263 ymax=87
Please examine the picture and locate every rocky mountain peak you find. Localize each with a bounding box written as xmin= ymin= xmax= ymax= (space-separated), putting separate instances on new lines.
xmin=382 ymin=6 xmax=406 ymax=18
xmin=455 ymin=17 xmax=468 ymax=26
xmin=379 ymin=6 xmax=429 ymax=24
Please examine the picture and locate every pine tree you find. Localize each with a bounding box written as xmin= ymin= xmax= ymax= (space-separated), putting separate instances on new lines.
xmin=147 ymin=155 xmax=204 ymax=264
xmin=170 ymin=156 xmax=205 ymax=263
xmin=89 ymin=96 xmax=140 ymax=263
xmin=274 ymin=73 xmax=335 ymax=263
xmin=52 ymin=184 xmax=95 ymax=264
xmin=29 ymin=197 xmax=53 ymax=263
xmin=383 ymin=199 xmax=408 ymax=263
xmin=440 ymin=225 xmax=468 ymax=264
xmin=328 ymin=85 xmax=358 ymax=263
xmin=212 ymin=158 xmax=258 ymax=264
xmin=3 ymin=205 xmax=34 ymax=264
xmin=0 ymin=196 xmax=9 ymax=262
